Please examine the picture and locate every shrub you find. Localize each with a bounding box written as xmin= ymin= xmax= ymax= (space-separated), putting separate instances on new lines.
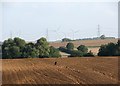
xmin=77 ymin=45 xmax=88 ymax=53
xmin=59 ymin=46 xmax=73 ymax=54
xmin=49 ymin=46 xmax=61 ymax=58
xmin=66 ymin=42 xmax=74 ymax=50
xmin=69 ymin=50 xmax=83 ymax=57
xmin=98 ymin=42 xmax=119 ymax=56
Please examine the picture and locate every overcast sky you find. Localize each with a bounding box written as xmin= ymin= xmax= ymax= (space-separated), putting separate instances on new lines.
xmin=0 ymin=0 xmax=119 ymax=41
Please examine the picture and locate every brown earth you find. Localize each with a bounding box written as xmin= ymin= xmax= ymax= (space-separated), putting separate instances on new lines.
xmin=88 ymin=47 xmax=100 ymax=55
xmin=2 ymin=57 xmax=118 ymax=85
xmin=49 ymin=39 xmax=118 ymax=48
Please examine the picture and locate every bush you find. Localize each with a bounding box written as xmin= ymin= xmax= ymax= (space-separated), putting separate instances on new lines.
xmin=98 ymin=45 xmax=108 ymax=56
xmin=77 ymin=45 xmax=88 ymax=53
xmin=59 ymin=46 xmax=73 ymax=54
xmin=49 ymin=46 xmax=61 ymax=58
xmin=69 ymin=50 xmax=83 ymax=57
xmin=98 ymin=42 xmax=119 ymax=56
xmin=59 ymin=47 xmax=67 ymax=52
xmin=66 ymin=42 xmax=74 ymax=50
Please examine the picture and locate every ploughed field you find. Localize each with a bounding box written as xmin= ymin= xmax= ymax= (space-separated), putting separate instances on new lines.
xmin=49 ymin=39 xmax=118 ymax=48
xmin=2 ymin=57 xmax=118 ymax=84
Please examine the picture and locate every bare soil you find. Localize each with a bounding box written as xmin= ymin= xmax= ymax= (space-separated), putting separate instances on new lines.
xmin=88 ymin=47 xmax=100 ymax=55
xmin=49 ymin=39 xmax=118 ymax=48
xmin=2 ymin=57 xmax=118 ymax=84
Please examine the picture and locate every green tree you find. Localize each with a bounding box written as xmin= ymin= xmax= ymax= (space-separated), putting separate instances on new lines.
xmin=22 ymin=43 xmax=39 ymax=58
xmin=35 ymin=37 xmax=50 ymax=58
xmin=69 ymin=50 xmax=83 ymax=57
xmin=14 ymin=37 xmax=26 ymax=48
xmin=2 ymin=46 xmax=11 ymax=59
xmin=2 ymin=38 xmax=26 ymax=59
xmin=98 ymin=43 xmax=117 ymax=56
xmin=49 ymin=46 xmax=61 ymax=58
xmin=2 ymin=38 xmax=14 ymax=49
xmin=9 ymin=46 xmax=21 ymax=58
xmin=77 ymin=45 xmax=88 ymax=53
xmin=2 ymin=38 xmax=15 ymax=59
xmin=106 ymin=43 xmax=116 ymax=56
xmin=98 ymin=45 xmax=108 ymax=56
xmin=2 ymin=45 xmax=21 ymax=59
xmin=66 ymin=42 xmax=74 ymax=50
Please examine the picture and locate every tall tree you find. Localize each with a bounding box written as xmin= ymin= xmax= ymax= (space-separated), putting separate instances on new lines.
xmin=35 ymin=37 xmax=50 ymax=58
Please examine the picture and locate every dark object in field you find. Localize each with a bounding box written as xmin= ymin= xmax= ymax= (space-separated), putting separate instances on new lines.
xmin=54 ymin=61 xmax=57 ymax=65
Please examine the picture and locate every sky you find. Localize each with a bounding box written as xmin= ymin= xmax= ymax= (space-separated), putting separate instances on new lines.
xmin=0 ymin=0 xmax=119 ymax=41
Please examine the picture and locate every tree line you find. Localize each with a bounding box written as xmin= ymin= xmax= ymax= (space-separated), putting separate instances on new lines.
xmin=2 ymin=37 xmax=120 ymax=59
xmin=2 ymin=37 xmax=61 ymax=59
